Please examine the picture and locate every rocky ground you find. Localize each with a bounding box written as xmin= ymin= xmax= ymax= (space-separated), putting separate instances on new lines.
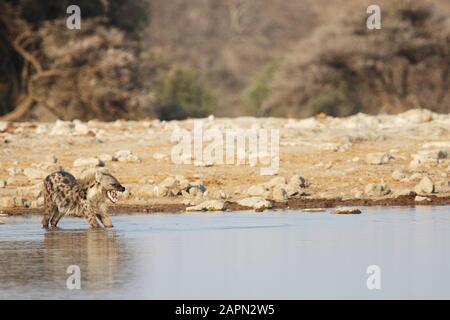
xmin=0 ymin=108 xmax=449 ymax=215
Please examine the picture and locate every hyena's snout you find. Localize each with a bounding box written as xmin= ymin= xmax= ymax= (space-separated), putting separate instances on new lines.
xmin=115 ymin=184 xmax=125 ymax=192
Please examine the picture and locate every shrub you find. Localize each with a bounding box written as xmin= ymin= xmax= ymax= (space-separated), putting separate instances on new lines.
xmin=153 ymin=66 xmax=217 ymax=120
xmin=241 ymin=60 xmax=280 ymax=116
xmin=262 ymin=0 xmax=450 ymax=117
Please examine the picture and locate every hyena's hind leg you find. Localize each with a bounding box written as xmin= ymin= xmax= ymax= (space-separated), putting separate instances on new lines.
xmin=80 ymin=201 xmax=101 ymax=229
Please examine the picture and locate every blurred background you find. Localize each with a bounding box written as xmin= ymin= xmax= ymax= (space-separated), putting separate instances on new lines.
xmin=0 ymin=0 xmax=449 ymax=121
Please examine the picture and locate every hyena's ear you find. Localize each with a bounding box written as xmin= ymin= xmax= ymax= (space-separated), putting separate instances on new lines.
xmin=95 ymin=170 xmax=103 ymax=183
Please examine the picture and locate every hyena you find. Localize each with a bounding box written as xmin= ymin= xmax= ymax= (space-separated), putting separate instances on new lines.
xmin=41 ymin=169 xmax=125 ymax=229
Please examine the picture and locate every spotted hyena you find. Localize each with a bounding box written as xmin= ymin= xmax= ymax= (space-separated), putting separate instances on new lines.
xmin=41 ymin=169 xmax=125 ymax=229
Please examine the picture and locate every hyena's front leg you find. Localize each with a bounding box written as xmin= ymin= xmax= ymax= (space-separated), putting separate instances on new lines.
xmin=42 ymin=197 xmax=57 ymax=229
xmin=96 ymin=203 xmax=114 ymax=228
xmin=80 ymin=201 xmax=101 ymax=229
xmin=50 ymin=210 xmax=65 ymax=228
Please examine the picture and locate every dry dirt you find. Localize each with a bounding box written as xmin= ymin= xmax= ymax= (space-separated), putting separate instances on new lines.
xmin=0 ymin=108 xmax=449 ymax=215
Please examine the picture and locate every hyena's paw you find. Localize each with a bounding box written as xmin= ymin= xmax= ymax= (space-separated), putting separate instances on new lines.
xmin=96 ymin=214 xmax=114 ymax=228
xmin=41 ymin=217 xmax=50 ymax=229
xmin=86 ymin=216 xmax=102 ymax=229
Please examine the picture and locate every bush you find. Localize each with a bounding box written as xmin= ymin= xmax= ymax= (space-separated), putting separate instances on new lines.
xmin=304 ymin=83 xmax=355 ymax=117
xmin=153 ymin=65 xmax=216 ymax=120
xmin=17 ymin=0 xmax=148 ymax=33
xmin=262 ymin=0 xmax=450 ymax=117
xmin=241 ymin=60 xmax=280 ymax=116
xmin=0 ymin=0 xmax=151 ymax=121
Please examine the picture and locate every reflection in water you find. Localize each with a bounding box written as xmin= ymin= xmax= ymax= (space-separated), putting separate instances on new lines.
xmin=2 ymin=208 xmax=450 ymax=299
xmin=43 ymin=229 xmax=121 ymax=290
xmin=0 ymin=227 xmax=128 ymax=297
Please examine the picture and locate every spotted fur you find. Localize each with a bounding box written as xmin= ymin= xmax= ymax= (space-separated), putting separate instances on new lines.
xmin=41 ymin=170 xmax=125 ymax=229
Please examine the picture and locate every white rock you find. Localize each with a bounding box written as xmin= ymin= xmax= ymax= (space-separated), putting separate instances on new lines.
xmin=98 ymin=154 xmax=114 ymax=162
xmin=153 ymin=185 xmax=169 ymax=197
xmin=73 ymin=157 xmax=104 ymax=167
xmin=364 ymin=183 xmax=391 ymax=197
xmin=334 ymin=207 xmax=362 ymax=214
xmin=35 ymin=124 xmax=48 ymax=134
xmin=272 ymin=186 xmax=288 ymax=201
xmin=115 ymin=150 xmax=132 ymax=158
xmin=365 ymin=153 xmax=392 ymax=165
xmin=0 ymin=197 xmax=15 ymax=207
xmin=178 ymin=179 xmax=190 ymax=191
xmin=188 ymin=187 xmax=201 ymax=197
xmin=186 ymin=200 xmax=225 ymax=212
xmin=127 ymin=154 xmax=141 ymax=162
xmin=16 ymin=198 xmax=30 ymax=208
xmin=247 ymin=185 xmax=267 ymax=197
xmin=50 ymin=120 xmax=74 ymax=136
xmin=182 ymin=197 xmax=197 ymax=206
xmin=23 ymin=168 xmax=48 ymax=180
xmin=139 ymin=177 xmax=155 ymax=185
xmin=354 ymin=190 xmax=364 ymax=198
xmin=264 ymin=176 xmax=287 ymax=188
xmin=0 ymin=180 xmax=6 ymax=188
xmin=74 ymin=122 xmax=91 ymax=135
xmin=409 ymin=159 xmax=422 ymax=170
xmin=0 ymin=197 xmax=28 ymax=207
xmin=0 ymin=121 xmax=10 ymax=133
xmin=37 ymin=196 xmax=44 ymax=207
xmin=6 ymin=176 xmax=29 ymax=186
xmin=285 ymin=177 xmax=308 ymax=196
xmin=415 ymin=196 xmax=431 ymax=202
xmin=414 ymin=176 xmax=435 ymax=194
xmin=392 ymin=170 xmax=407 ymax=181
xmin=415 ymin=150 xmax=448 ymax=160
xmin=237 ymin=197 xmax=272 ymax=210
xmin=45 ymin=154 xmax=58 ymax=164
xmin=8 ymin=167 xmax=22 ymax=176
xmin=422 ymin=142 xmax=450 ymax=149
xmin=400 ymin=108 xmax=434 ymax=123
xmin=408 ymin=173 xmax=422 ymax=181
xmin=194 ymin=161 xmax=214 ymax=167
xmin=393 ymin=189 xmax=415 ymax=197
xmin=115 ymin=150 xmax=141 ymax=162
xmin=289 ymin=175 xmax=309 ymax=188
xmin=16 ymin=183 xmax=43 ymax=198
xmin=153 ymin=153 xmax=168 ymax=160
xmin=207 ymin=189 xmax=227 ymax=200
xmin=159 ymin=177 xmax=177 ymax=189
xmin=133 ymin=185 xmax=156 ymax=198
xmin=302 ymin=208 xmax=326 ymax=213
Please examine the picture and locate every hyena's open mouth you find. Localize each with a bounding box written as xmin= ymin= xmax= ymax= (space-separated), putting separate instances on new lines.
xmin=107 ymin=190 xmax=119 ymax=203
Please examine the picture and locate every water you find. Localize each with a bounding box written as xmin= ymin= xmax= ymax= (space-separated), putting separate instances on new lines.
xmin=1 ymin=206 xmax=450 ymax=299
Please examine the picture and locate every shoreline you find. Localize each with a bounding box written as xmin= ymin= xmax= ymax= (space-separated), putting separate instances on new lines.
xmin=2 ymin=195 xmax=450 ymax=216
